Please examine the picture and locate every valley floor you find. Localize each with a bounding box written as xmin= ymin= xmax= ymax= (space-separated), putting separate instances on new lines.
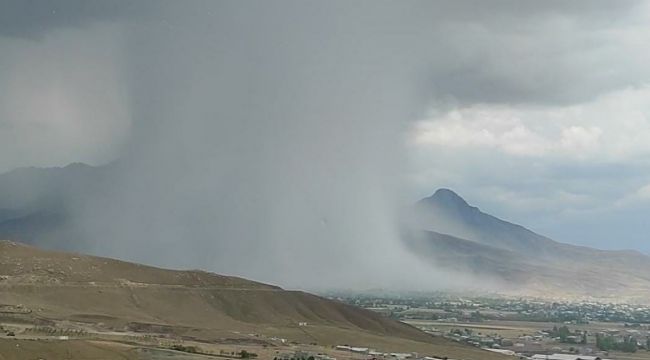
xmin=335 ymin=292 xmax=650 ymax=360
xmin=0 ymin=316 xmax=509 ymax=360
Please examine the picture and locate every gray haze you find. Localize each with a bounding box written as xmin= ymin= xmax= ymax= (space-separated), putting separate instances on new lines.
xmin=1 ymin=1 xmax=650 ymax=288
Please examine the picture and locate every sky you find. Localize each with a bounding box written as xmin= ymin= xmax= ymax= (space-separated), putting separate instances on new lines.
xmin=404 ymin=1 xmax=650 ymax=252
xmin=1 ymin=0 xmax=650 ymax=287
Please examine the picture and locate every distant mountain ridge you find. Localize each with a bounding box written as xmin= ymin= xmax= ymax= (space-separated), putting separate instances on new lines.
xmin=0 ymin=164 xmax=82 ymax=237
xmin=414 ymin=188 xmax=562 ymax=256
xmin=405 ymin=188 xmax=650 ymax=301
xmin=0 ymin=163 xmax=114 ymax=252
xmin=1 ymin=165 xmax=649 ymax=301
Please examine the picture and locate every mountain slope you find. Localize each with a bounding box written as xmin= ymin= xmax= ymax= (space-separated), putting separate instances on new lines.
xmin=0 ymin=240 xmax=403 ymax=332
xmin=413 ymin=189 xmax=563 ymax=256
xmin=406 ymin=189 xmax=650 ymax=300
xmin=0 ymin=240 xmax=508 ymax=359
xmin=403 ymin=229 xmax=533 ymax=283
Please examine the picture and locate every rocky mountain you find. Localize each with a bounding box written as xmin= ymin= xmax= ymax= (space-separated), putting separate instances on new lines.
xmin=405 ymin=189 xmax=650 ymax=301
xmin=413 ymin=189 xmax=560 ymax=256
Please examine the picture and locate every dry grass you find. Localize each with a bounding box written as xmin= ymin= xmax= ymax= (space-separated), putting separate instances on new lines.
xmin=0 ymin=339 xmax=139 ymax=360
xmin=0 ymin=241 xmax=510 ymax=360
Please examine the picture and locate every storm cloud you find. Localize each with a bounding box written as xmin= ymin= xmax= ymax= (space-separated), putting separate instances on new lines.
xmin=0 ymin=0 xmax=150 ymax=38
xmin=1 ymin=0 xmax=650 ymax=288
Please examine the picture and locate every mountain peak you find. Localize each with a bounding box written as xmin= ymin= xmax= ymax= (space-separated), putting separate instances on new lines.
xmin=64 ymin=162 xmax=92 ymax=169
xmin=425 ymin=188 xmax=470 ymax=208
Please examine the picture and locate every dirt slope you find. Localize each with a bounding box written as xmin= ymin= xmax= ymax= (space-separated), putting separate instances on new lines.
xmin=0 ymin=241 xmax=507 ymax=360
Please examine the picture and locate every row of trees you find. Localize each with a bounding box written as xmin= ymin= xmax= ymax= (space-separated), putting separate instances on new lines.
xmin=171 ymin=345 xmax=258 ymax=358
xmin=596 ymin=334 xmax=638 ymax=353
xmin=550 ymin=325 xmax=649 ymax=352
xmin=550 ymin=325 xmax=587 ymax=344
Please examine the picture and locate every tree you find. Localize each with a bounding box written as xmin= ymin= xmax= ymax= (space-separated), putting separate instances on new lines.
xmin=597 ymin=334 xmax=637 ymax=353
xmin=558 ymin=326 xmax=570 ymax=342
xmin=624 ymin=336 xmax=638 ymax=353
xmin=470 ymin=311 xmax=483 ymax=322
xmin=240 ymin=350 xmax=258 ymax=359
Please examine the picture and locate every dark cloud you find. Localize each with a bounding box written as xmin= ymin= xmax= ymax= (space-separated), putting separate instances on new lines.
xmin=0 ymin=0 xmax=151 ymax=38
xmin=2 ymin=0 xmax=646 ymax=104
xmin=421 ymin=0 xmax=649 ymax=105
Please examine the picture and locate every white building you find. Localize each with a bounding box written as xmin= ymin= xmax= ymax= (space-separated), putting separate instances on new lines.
xmin=335 ymin=345 xmax=369 ymax=354
xmin=531 ymin=354 xmax=611 ymax=360
xmin=484 ymin=348 xmax=515 ymax=356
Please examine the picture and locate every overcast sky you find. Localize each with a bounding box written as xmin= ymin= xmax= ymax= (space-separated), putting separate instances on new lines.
xmin=1 ymin=0 xmax=650 ymax=270
xmin=404 ymin=1 xmax=650 ymax=252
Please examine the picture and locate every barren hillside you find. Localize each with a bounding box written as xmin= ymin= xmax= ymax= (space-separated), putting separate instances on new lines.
xmin=0 ymin=240 xmax=508 ymax=360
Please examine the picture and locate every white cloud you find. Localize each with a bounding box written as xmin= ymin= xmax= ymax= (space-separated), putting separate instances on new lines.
xmin=560 ymin=126 xmax=603 ymax=153
xmin=637 ymin=184 xmax=650 ymax=199
xmin=617 ymin=183 xmax=650 ymax=207
xmin=410 ymin=86 xmax=650 ymax=161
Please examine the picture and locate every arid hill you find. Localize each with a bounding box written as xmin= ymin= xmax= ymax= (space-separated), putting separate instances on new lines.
xmin=0 ymin=241 xmax=508 ymax=360
xmin=0 ymin=240 xmax=275 ymax=289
